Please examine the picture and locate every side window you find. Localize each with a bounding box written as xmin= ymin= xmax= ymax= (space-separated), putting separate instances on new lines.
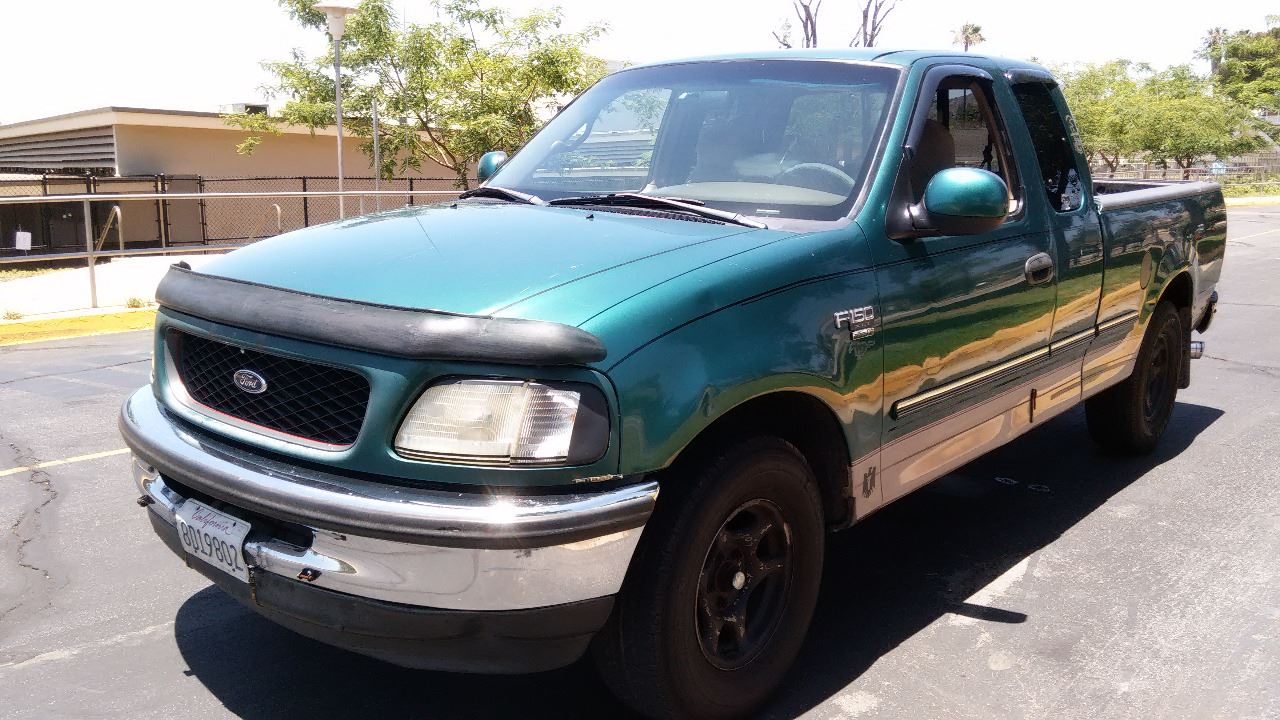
xmin=1011 ymin=83 xmax=1083 ymax=212
xmin=910 ymin=77 xmax=1020 ymax=210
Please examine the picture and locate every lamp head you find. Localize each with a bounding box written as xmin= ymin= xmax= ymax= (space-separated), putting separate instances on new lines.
xmin=312 ymin=0 xmax=359 ymax=40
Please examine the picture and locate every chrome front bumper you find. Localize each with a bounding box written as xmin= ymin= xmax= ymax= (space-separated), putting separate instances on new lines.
xmin=121 ymin=388 xmax=657 ymax=612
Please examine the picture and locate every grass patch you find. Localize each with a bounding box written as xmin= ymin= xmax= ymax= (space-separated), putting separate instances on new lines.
xmin=1222 ymin=183 xmax=1280 ymax=198
xmin=0 ymin=267 xmax=62 ymax=282
xmin=0 ymin=310 xmax=156 ymax=346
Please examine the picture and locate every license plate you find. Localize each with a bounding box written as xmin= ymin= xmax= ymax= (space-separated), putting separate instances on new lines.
xmin=176 ymin=499 xmax=251 ymax=583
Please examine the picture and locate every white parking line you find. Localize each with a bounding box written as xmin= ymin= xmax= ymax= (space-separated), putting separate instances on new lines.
xmin=0 ymin=622 xmax=174 ymax=672
xmin=1231 ymin=227 xmax=1280 ymax=242
xmin=0 ymin=448 xmax=130 ymax=478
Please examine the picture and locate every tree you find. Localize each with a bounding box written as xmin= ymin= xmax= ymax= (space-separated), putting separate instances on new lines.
xmin=773 ymin=0 xmax=821 ymax=49
xmin=1213 ymin=26 xmax=1280 ymax=112
xmin=1058 ymin=61 xmax=1144 ymax=174
xmin=225 ymin=0 xmax=608 ymax=188
xmin=1198 ymin=27 xmax=1229 ymax=78
xmin=1061 ymin=61 xmax=1273 ymax=179
xmin=849 ymin=0 xmax=900 ymax=48
xmin=1130 ymin=66 xmax=1273 ymax=178
xmin=953 ymin=23 xmax=984 ymax=51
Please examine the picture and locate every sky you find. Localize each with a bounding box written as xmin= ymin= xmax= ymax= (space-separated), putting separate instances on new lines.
xmin=0 ymin=0 xmax=1273 ymax=125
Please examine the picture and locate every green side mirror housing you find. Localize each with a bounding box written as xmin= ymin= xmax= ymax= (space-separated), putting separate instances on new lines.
xmin=476 ymin=151 xmax=509 ymax=184
xmin=914 ymin=167 xmax=1009 ymax=236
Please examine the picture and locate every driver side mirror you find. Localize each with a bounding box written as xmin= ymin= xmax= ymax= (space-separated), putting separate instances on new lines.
xmin=476 ymin=150 xmax=509 ymax=184
xmin=910 ymin=167 xmax=1008 ymax=236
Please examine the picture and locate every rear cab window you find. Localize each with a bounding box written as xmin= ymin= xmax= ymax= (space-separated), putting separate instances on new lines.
xmin=1011 ymin=82 xmax=1084 ymax=212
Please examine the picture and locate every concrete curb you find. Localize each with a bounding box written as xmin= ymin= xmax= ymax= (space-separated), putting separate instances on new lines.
xmin=0 ymin=309 xmax=157 ymax=347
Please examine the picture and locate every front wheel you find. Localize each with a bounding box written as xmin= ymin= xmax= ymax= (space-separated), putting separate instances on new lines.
xmin=593 ymin=437 xmax=825 ymax=719
xmin=1086 ymin=300 xmax=1183 ymax=454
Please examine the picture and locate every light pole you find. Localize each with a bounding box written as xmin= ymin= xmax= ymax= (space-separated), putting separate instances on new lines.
xmin=314 ymin=1 xmax=358 ymax=219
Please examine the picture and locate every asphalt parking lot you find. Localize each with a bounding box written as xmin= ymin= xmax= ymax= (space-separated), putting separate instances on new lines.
xmin=1 ymin=206 xmax=1277 ymax=719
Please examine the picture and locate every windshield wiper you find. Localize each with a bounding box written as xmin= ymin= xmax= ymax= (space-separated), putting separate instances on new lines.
xmin=549 ymin=193 xmax=766 ymax=229
xmin=457 ymin=185 xmax=546 ymax=205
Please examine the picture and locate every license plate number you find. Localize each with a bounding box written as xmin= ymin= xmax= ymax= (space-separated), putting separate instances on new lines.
xmin=176 ymin=499 xmax=251 ymax=583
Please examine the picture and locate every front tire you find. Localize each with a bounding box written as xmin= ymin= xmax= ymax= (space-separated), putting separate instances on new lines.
xmin=1086 ymin=300 xmax=1183 ymax=454
xmin=593 ymin=437 xmax=825 ymax=719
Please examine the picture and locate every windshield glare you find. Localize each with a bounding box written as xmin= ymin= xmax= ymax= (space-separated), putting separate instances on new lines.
xmin=490 ymin=60 xmax=900 ymax=222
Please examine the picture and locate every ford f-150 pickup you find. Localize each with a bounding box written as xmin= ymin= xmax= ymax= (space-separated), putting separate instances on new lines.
xmin=120 ymin=49 xmax=1225 ymax=719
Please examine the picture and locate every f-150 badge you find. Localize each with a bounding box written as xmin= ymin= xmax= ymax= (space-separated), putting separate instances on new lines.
xmin=834 ymin=306 xmax=876 ymax=339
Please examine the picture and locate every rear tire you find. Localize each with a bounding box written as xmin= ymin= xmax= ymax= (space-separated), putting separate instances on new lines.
xmin=592 ymin=437 xmax=825 ymax=719
xmin=1086 ymin=300 xmax=1183 ymax=454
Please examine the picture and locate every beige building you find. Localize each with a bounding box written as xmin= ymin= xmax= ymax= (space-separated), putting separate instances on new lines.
xmin=0 ymin=107 xmax=457 ymax=254
xmin=0 ymin=106 xmax=451 ymax=178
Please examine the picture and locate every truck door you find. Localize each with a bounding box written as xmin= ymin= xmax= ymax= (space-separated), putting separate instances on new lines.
xmin=1006 ymin=76 xmax=1102 ymax=421
xmin=868 ymin=64 xmax=1057 ymax=503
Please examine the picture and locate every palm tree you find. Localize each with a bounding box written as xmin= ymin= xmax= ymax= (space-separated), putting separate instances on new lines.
xmin=953 ymin=23 xmax=984 ymax=51
xmin=1201 ymin=27 xmax=1228 ymax=78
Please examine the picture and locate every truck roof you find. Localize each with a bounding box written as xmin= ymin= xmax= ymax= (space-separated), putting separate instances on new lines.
xmin=629 ymin=48 xmax=1051 ymax=76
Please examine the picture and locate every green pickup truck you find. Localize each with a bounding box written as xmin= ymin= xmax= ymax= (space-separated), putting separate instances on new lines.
xmin=121 ymin=49 xmax=1225 ymax=718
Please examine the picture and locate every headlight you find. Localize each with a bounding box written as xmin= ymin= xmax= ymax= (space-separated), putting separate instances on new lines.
xmin=394 ymin=378 xmax=608 ymax=465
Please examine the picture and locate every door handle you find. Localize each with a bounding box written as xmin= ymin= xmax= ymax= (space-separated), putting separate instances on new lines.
xmin=1024 ymin=253 xmax=1054 ymax=285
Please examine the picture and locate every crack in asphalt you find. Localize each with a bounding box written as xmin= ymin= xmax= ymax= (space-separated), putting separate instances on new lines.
xmin=1204 ymin=355 xmax=1280 ymax=377
xmin=0 ymin=358 xmax=149 ymax=387
xmin=1 ymin=436 xmax=59 ymax=626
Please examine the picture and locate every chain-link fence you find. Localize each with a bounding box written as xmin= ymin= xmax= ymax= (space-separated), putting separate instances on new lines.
xmin=196 ymin=176 xmax=462 ymax=243
xmin=1088 ymin=153 xmax=1280 ymax=186
xmin=0 ymin=174 xmax=462 ymax=258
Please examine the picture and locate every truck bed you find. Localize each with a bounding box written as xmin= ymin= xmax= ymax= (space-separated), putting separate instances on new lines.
xmin=1092 ymin=178 xmax=1227 ymax=331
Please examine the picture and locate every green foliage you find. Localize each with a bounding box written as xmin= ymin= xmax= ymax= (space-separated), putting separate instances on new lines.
xmin=1211 ymin=27 xmax=1280 ymax=112
xmin=1057 ymin=61 xmax=1143 ymax=171
xmin=1059 ymin=61 xmax=1273 ymax=178
xmin=226 ymin=0 xmax=608 ymax=188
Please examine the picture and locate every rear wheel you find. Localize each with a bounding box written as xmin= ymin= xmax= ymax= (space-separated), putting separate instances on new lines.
xmin=593 ymin=437 xmax=825 ymax=719
xmin=1086 ymin=300 xmax=1183 ymax=454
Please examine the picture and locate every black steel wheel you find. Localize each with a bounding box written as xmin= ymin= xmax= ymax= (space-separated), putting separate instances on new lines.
xmin=696 ymin=499 xmax=793 ymax=670
xmin=1087 ymin=300 xmax=1184 ymax=454
xmin=593 ymin=437 xmax=825 ymax=719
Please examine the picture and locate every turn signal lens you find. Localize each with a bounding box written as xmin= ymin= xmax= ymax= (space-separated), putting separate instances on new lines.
xmin=394 ymin=379 xmax=581 ymax=464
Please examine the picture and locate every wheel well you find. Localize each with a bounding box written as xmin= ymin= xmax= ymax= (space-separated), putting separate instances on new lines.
xmin=1158 ymin=271 xmax=1193 ymax=388
xmin=1160 ymin=272 xmax=1192 ymax=311
xmin=666 ymin=392 xmax=851 ymax=528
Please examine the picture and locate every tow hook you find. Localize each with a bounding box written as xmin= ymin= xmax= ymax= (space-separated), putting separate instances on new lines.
xmin=136 ymin=495 xmax=154 ymax=507
xmin=1190 ymin=341 xmax=1205 ymax=359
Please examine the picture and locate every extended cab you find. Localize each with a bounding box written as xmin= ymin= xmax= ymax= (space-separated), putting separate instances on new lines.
xmin=121 ymin=50 xmax=1225 ymax=719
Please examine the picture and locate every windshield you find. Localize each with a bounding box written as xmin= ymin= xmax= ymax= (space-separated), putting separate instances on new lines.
xmin=489 ymin=60 xmax=900 ymax=222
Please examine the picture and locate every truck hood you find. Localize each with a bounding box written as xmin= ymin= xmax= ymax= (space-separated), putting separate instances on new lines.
xmin=199 ymin=202 xmax=787 ymax=327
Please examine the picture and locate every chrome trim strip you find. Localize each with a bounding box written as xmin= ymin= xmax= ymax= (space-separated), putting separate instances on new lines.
xmin=1097 ymin=310 xmax=1140 ymax=334
xmin=893 ymin=310 xmax=1141 ymax=420
xmin=120 ymin=388 xmax=658 ymax=549
xmin=134 ymin=462 xmax=641 ymax=611
xmin=1048 ymin=327 xmax=1096 ymax=355
xmin=892 ymin=346 xmax=1050 ymax=418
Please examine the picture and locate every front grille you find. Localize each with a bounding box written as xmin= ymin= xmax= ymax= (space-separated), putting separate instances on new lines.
xmin=171 ymin=331 xmax=370 ymax=447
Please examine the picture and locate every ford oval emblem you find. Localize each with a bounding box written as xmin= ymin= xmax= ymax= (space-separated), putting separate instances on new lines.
xmin=232 ymin=369 xmax=268 ymax=394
